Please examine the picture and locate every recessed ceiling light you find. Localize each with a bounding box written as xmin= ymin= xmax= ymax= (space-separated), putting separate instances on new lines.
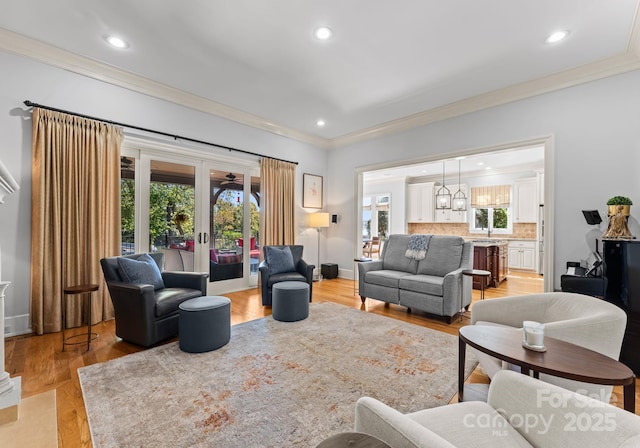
xmin=316 ymin=119 xmax=326 ymax=127
xmin=545 ymin=30 xmax=570 ymax=44
xmin=105 ymin=35 xmax=129 ymax=49
xmin=477 ymin=162 xmax=484 ymax=166
xmin=314 ymin=27 xmax=333 ymax=40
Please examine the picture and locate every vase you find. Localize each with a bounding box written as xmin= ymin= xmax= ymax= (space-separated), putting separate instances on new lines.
xmin=608 ymin=205 xmax=631 ymax=216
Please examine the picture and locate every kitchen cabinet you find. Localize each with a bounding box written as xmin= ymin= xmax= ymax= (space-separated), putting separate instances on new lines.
xmin=473 ymin=241 xmax=508 ymax=288
xmin=508 ymin=240 xmax=536 ymax=270
xmin=434 ymin=183 xmax=467 ymax=223
xmin=406 ymin=182 xmax=434 ymax=222
xmin=513 ymin=178 xmax=537 ymax=223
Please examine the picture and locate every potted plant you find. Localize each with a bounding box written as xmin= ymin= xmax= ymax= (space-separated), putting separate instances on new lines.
xmin=606 ymin=196 xmax=633 ymax=216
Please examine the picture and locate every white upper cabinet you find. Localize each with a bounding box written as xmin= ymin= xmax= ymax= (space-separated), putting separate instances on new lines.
xmin=406 ymin=182 xmax=434 ymax=222
xmin=513 ymin=178 xmax=537 ymax=223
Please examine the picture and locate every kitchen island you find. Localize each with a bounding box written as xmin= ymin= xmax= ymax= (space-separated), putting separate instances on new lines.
xmin=472 ymin=240 xmax=508 ymax=288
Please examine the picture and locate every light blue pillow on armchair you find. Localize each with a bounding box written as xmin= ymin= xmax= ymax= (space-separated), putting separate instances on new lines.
xmin=117 ymin=253 xmax=165 ymax=290
xmin=265 ymin=246 xmax=296 ymax=275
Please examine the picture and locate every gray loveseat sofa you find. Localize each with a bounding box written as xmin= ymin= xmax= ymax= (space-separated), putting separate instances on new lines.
xmin=358 ymin=234 xmax=472 ymax=322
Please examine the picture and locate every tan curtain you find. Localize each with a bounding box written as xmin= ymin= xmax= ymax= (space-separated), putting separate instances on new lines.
xmin=31 ymin=108 xmax=122 ymax=334
xmin=259 ymin=158 xmax=296 ymax=247
xmin=470 ymin=185 xmax=511 ymax=208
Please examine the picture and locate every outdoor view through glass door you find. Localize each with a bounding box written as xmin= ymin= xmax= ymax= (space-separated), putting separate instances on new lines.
xmin=148 ymin=160 xmax=197 ymax=272
xmin=120 ymin=151 xmax=260 ymax=292
xmin=208 ymin=170 xmax=260 ymax=287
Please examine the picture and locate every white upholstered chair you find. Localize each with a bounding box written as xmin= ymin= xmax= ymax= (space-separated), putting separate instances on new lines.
xmin=355 ymin=370 xmax=640 ymax=448
xmin=470 ymin=292 xmax=627 ymax=403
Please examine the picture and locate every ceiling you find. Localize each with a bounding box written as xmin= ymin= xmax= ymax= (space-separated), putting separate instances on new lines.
xmin=1 ymin=1 xmax=639 ymax=148
xmin=363 ymin=145 xmax=544 ymax=182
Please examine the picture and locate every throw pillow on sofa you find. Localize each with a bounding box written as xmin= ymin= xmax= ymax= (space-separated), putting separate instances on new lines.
xmin=117 ymin=253 xmax=165 ymax=290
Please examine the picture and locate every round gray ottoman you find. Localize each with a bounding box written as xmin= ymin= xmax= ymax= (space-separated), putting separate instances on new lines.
xmin=179 ymin=296 xmax=231 ymax=353
xmin=272 ymin=281 xmax=310 ymax=322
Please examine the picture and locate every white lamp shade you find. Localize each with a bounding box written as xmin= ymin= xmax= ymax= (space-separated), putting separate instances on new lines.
xmin=309 ymin=212 xmax=330 ymax=228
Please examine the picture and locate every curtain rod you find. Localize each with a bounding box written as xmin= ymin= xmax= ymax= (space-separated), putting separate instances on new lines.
xmin=23 ymin=100 xmax=298 ymax=165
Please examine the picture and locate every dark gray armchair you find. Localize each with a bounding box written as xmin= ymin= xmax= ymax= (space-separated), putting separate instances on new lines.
xmin=259 ymin=245 xmax=314 ymax=306
xmin=100 ymin=252 xmax=208 ymax=347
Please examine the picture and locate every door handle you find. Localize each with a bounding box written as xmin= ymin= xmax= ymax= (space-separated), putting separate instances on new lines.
xmin=198 ymin=232 xmax=202 ymax=244
xmin=204 ymin=233 xmax=209 ymax=244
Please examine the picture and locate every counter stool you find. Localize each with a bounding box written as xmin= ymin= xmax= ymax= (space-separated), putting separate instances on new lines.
xmin=272 ymin=281 xmax=310 ymax=322
xmin=179 ymin=296 xmax=231 ymax=353
xmin=62 ymin=284 xmax=100 ymax=352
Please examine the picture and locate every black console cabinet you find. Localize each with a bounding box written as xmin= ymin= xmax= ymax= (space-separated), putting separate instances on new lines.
xmin=600 ymin=239 xmax=640 ymax=374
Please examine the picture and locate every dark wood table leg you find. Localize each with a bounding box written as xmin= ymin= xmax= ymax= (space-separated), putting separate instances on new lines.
xmin=521 ymin=366 xmax=530 ymax=376
xmin=458 ymin=336 xmax=466 ymax=402
xmin=624 ymin=378 xmax=636 ymax=413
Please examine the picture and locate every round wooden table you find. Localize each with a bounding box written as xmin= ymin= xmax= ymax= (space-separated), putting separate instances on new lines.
xmin=458 ymin=325 xmax=636 ymax=413
xmin=316 ymin=432 xmax=390 ymax=448
xmin=62 ymin=284 xmax=100 ymax=352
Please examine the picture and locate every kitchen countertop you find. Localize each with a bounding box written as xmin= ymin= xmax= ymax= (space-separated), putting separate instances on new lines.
xmin=470 ymin=240 xmax=509 ymax=247
xmin=465 ymin=237 xmax=536 ymax=242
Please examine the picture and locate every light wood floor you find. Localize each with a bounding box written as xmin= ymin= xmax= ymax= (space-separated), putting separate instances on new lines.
xmin=5 ymin=270 xmax=637 ymax=448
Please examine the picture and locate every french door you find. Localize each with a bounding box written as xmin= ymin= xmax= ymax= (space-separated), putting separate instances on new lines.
xmin=121 ymin=141 xmax=260 ymax=294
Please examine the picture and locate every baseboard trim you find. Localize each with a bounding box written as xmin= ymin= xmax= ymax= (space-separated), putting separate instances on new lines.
xmin=4 ymin=314 xmax=30 ymax=337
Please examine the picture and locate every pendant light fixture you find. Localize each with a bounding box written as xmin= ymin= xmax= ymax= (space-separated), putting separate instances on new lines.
xmin=452 ymin=158 xmax=467 ymax=211
xmin=435 ymin=161 xmax=451 ymax=209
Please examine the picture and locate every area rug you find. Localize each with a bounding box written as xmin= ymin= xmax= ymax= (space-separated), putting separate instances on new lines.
xmin=79 ymin=302 xmax=477 ymax=447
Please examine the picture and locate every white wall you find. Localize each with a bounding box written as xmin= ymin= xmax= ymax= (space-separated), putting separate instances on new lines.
xmin=0 ymin=50 xmax=327 ymax=334
xmin=327 ymin=69 xmax=640 ymax=288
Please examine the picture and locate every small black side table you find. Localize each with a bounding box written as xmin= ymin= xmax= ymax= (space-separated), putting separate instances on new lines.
xmin=62 ymin=284 xmax=100 ymax=352
xmin=462 ymin=269 xmax=491 ymax=301
xmin=353 ymin=258 xmax=373 ymax=296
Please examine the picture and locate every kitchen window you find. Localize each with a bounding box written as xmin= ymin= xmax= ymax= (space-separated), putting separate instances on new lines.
xmin=471 ymin=207 xmax=511 ymax=233
xmin=469 ymin=185 xmax=512 ymax=234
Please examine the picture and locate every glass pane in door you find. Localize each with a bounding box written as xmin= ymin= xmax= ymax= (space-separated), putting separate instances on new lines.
xmin=210 ymin=171 xmax=244 ymax=282
xmin=248 ymin=175 xmax=261 ymax=283
xmin=149 ymin=160 xmax=196 ymax=271
xmin=120 ymin=157 xmax=135 ymax=255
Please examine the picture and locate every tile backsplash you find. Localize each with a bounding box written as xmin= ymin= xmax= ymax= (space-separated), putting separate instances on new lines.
xmin=408 ymin=222 xmax=537 ymax=240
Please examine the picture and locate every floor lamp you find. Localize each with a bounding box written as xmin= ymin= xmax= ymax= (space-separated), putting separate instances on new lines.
xmin=309 ymin=212 xmax=330 ymax=281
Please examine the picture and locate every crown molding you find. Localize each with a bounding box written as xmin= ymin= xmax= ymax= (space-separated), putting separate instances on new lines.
xmin=3 ymin=23 xmax=640 ymax=152
xmin=629 ymin=1 xmax=640 ymax=56
xmin=331 ymin=52 xmax=640 ymax=148
xmin=0 ymin=28 xmax=331 ymax=149
xmin=0 ymin=160 xmax=19 ymax=204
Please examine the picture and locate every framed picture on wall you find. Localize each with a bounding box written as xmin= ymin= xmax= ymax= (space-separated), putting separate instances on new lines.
xmin=303 ymin=173 xmax=323 ymax=209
